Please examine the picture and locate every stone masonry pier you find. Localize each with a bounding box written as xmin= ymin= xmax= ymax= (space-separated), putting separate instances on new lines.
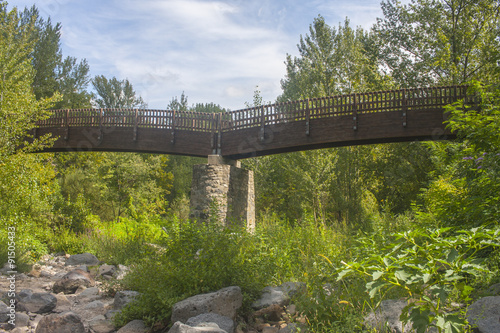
xmin=189 ymin=155 xmax=255 ymax=231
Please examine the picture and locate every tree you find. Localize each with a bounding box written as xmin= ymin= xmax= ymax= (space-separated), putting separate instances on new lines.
xmin=21 ymin=5 xmax=91 ymax=108
xmin=92 ymin=75 xmax=146 ymax=109
xmin=0 ymin=3 xmax=57 ymax=158
xmin=373 ymin=0 xmax=500 ymax=87
xmin=280 ymin=16 xmax=390 ymax=101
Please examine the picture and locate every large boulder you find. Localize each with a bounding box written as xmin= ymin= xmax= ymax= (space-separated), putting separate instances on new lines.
xmin=65 ymin=253 xmax=100 ymax=266
xmin=35 ymin=312 xmax=85 ymax=333
xmin=168 ymin=321 xmax=227 ymax=333
xmin=16 ymin=289 xmax=57 ymax=314
xmin=171 ymin=286 xmax=242 ymax=323
xmin=53 ymin=269 xmax=95 ymax=294
xmin=467 ymin=296 xmax=500 ymax=333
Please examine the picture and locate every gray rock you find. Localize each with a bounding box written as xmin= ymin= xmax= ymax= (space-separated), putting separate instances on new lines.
xmin=53 ymin=269 xmax=95 ymax=294
xmin=99 ymin=264 xmax=116 ymax=277
xmin=279 ymin=282 xmax=306 ymax=298
xmin=13 ymin=312 xmax=30 ymax=327
xmin=171 ymin=286 xmax=242 ymax=323
xmin=17 ymin=289 xmax=57 ymax=314
xmin=77 ymin=286 xmax=100 ymax=301
xmin=76 ymin=300 xmax=107 ymax=321
xmin=116 ymin=319 xmax=148 ymax=333
xmin=35 ymin=312 xmax=85 ymax=333
xmin=486 ymin=283 xmax=500 ymax=296
xmin=467 ymin=296 xmax=500 ymax=333
xmin=364 ymin=299 xmax=412 ymax=333
xmin=114 ymin=290 xmax=140 ymax=310
xmin=65 ymin=253 xmax=100 ymax=266
xmin=0 ymin=300 xmax=10 ymax=322
xmin=186 ymin=313 xmax=234 ymax=333
xmin=53 ymin=294 xmax=72 ymax=313
xmin=168 ymin=321 xmax=227 ymax=333
xmin=89 ymin=314 xmax=116 ymax=333
xmin=252 ymin=286 xmax=290 ymax=310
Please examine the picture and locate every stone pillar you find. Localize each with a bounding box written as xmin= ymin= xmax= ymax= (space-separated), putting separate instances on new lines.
xmin=190 ymin=155 xmax=255 ymax=232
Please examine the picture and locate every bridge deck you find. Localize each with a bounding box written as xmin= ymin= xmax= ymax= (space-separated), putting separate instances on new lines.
xmin=32 ymin=86 xmax=470 ymax=159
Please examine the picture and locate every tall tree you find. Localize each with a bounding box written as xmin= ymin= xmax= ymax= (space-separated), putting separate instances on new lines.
xmin=92 ymin=75 xmax=146 ymax=109
xmin=373 ymin=0 xmax=500 ymax=87
xmin=0 ymin=3 xmax=57 ymax=157
xmin=21 ymin=5 xmax=91 ymax=108
xmin=280 ymin=16 xmax=390 ymax=101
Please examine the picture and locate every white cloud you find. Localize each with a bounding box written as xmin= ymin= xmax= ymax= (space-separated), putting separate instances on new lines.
xmin=9 ymin=0 xmax=392 ymax=110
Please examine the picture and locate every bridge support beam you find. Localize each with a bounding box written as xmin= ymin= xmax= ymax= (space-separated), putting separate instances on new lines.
xmin=189 ymin=155 xmax=255 ymax=232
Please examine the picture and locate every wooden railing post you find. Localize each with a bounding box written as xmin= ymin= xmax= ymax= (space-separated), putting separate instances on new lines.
xmin=64 ymin=109 xmax=69 ymax=140
xmin=260 ymin=105 xmax=265 ymax=142
xmin=305 ymin=99 xmax=310 ymax=136
xmin=353 ymin=94 xmax=358 ymax=131
xmin=98 ymin=109 xmax=103 ymax=141
xmin=402 ymin=89 xmax=407 ymax=127
xmin=171 ymin=110 xmax=176 ymax=144
xmin=133 ymin=109 xmax=138 ymax=141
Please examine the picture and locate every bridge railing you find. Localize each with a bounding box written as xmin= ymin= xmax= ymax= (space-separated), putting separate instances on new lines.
xmin=37 ymin=108 xmax=220 ymax=132
xmin=223 ymin=85 xmax=468 ymax=131
xmin=36 ymin=86 xmax=469 ymax=133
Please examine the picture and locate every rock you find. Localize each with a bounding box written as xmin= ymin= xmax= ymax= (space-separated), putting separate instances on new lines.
xmin=29 ymin=264 xmax=42 ymax=278
xmin=254 ymin=304 xmax=284 ymax=322
xmin=171 ymin=286 xmax=242 ymax=323
xmin=252 ymin=286 xmax=290 ymax=310
xmin=116 ymin=265 xmax=130 ymax=280
xmin=364 ymin=299 xmax=412 ymax=333
xmin=467 ymin=296 xmax=500 ymax=333
xmin=262 ymin=327 xmax=279 ymax=333
xmin=16 ymin=289 xmax=57 ymax=314
xmin=52 ymin=269 xmax=95 ymax=294
xmin=116 ymin=319 xmax=148 ymax=333
xmin=0 ymin=300 xmax=10 ymax=322
xmin=89 ymin=314 xmax=116 ymax=333
xmin=35 ymin=312 xmax=85 ymax=333
xmin=99 ymin=264 xmax=116 ymax=277
xmin=114 ymin=290 xmax=140 ymax=310
xmin=77 ymin=286 xmax=101 ymax=302
xmin=486 ymin=283 xmax=500 ymax=296
xmin=278 ymin=323 xmax=306 ymax=333
xmin=65 ymin=253 xmax=100 ymax=266
xmin=168 ymin=321 xmax=227 ymax=333
xmin=13 ymin=312 xmax=30 ymax=327
xmin=186 ymin=313 xmax=235 ymax=333
xmin=279 ymin=282 xmax=306 ymax=299
xmin=76 ymin=300 xmax=108 ymax=321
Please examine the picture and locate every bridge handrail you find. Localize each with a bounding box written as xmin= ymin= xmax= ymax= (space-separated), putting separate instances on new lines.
xmin=224 ymin=85 xmax=469 ymax=131
xmin=36 ymin=85 xmax=469 ymax=133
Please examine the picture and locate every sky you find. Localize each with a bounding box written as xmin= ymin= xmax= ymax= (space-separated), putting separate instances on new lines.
xmin=10 ymin=0 xmax=388 ymax=110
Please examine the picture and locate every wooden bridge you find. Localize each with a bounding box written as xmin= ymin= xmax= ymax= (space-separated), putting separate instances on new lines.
xmin=32 ymin=85 xmax=469 ymax=160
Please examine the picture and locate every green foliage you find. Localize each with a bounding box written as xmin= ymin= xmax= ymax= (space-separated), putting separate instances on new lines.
xmin=374 ymin=0 xmax=500 ymax=86
xmin=418 ymin=82 xmax=500 ymax=228
xmin=338 ymin=226 xmax=500 ymax=333
xmin=92 ymin=75 xmax=146 ymax=109
xmin=55 ymin=152 xmax=173 ymax=222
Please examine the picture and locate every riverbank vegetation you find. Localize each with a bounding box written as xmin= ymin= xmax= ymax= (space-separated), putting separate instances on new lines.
xmin=1 ymin=1 xmax=500 ymax=332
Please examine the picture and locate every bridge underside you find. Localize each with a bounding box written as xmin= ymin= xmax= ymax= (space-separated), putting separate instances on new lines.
xmin=36 ymin=108 xmax=455 ymax=159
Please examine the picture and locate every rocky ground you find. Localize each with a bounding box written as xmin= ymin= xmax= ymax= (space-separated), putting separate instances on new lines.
xmin=1 ymin=253 xmax=499 ymax=333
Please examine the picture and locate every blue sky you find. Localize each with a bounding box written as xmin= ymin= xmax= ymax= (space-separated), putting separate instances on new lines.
xmin=11 ymin=0 xmax=388 ymax=110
